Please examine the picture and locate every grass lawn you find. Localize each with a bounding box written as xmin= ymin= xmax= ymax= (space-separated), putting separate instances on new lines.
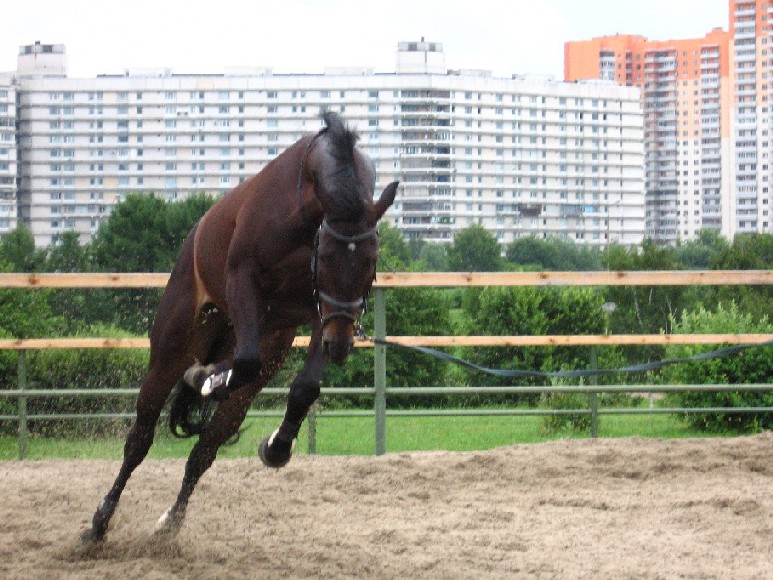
xmin=0 ymin=410 xmax=709 ymax=461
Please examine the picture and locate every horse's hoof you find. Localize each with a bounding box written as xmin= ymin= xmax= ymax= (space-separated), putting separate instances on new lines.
xmin=154 ymin=506 xmax=183 ymax=537
xmin=79 ymin=527 xmax=105 ymax=545
xmin=258 ymin=430 xmax=294 ymax=469
xmin=201 ymin=369 xmax=232 ymax=400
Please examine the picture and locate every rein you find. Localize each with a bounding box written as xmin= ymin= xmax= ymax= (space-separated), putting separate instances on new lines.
xmin=359 ymin=336 xmax=773 ymax=380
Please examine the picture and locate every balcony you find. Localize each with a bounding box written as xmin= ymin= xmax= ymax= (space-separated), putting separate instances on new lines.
xmin=517 ymin=203 xmax=543 ymax=217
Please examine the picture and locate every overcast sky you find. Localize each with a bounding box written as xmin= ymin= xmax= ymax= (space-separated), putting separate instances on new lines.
xmin=1 ymin=0 xmax=729 ymax=79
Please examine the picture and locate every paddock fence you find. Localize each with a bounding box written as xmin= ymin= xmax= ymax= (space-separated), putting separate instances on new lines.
xmin=1 ymin=270 xmax=772 ymax=459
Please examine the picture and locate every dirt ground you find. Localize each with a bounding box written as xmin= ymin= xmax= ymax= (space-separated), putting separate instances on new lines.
xmin=0 ymin=433 xmax=771 ymax=579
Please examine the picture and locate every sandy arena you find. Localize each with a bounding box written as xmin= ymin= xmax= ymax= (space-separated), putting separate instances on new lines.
xmin=0 ymin=433 xmax=771 ymax=579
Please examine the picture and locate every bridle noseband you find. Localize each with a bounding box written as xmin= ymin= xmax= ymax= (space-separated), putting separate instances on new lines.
xmin=297 ymin=128 xmax=379 ymax=331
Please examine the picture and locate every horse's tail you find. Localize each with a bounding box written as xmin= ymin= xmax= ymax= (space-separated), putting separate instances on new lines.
xmin=168 ymin=379 xmax=214 ymax=438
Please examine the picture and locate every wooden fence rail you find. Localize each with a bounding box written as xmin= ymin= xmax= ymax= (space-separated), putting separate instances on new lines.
xmin=2 ymin=270 xmax=772 ymax=288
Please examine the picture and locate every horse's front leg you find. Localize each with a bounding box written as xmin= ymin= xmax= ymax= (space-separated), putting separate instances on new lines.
xmin=259 ymin=320 xmax=327 ymax=468
xmin=195 ymin=265 xmax=263 ymax=400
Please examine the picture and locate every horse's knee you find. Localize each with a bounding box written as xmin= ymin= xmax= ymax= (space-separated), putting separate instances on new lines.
xmin=288 ymin=378 xmax=320 ymax=411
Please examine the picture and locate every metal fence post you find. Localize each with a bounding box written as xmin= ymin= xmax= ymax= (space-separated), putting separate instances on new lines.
xmin=17 ymin=350 xmax=29 ymax=460
xmin=374 ymin=287 xmax=387 ymax=455
xmin=307 ymin=403 xmax=317 ymax=455
xmin=589 ymin=346 xmax=599 ymax=438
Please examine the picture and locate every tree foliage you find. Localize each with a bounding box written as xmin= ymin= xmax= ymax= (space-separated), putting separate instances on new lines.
xmin=446 ymin=224 xmax=502 ymax=272
xmin=0 ymin=225 xmax=46 ymax=272
xmin=506 ymin=235 xmax=602 ymax=271
xmin=660 ymin=303 xmax=773 ymax=432
xmin=87 ymin=193 xmax=215 ymax=333
xmin=458 ymin=285 xmax=621 ymax=403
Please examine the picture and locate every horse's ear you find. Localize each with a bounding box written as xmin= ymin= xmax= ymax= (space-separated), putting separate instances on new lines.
xmin=371 ymin=181 xmax=399 ymax=222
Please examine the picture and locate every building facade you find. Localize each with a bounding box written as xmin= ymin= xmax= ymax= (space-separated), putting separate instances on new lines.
xmin=8 ymin=40 xmax=646 ymax=248
xmin=729 ymin=0 xmax=772 ymax=236
xmin=565 ymin=0 xmax=772 ymax=243
xmin=0 ymin=73 xmax=17 ymax=235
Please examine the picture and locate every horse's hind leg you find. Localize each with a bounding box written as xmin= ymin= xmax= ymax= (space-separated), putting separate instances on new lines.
xmin=81 ymin=238 xmax=201 ymax=543
xmin=155 ymin=329 xmax=295 ymax=537
xmin=81 ymin=361 xmax=188 ymax=543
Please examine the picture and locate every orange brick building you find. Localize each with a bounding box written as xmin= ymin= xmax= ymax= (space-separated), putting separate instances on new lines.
xmin=565 ymin=0 xmax=771 ymax=242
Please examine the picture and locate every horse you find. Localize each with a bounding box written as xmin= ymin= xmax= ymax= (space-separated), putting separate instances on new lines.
xmin=80 ymin=111 xmax=398 ymax=542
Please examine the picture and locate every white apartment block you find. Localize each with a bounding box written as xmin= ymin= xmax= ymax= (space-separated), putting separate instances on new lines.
xmin=8 ymin=40 xmax=646 ymax=248
xmin=729 ymin=0 xmax=772 ymax=236
xmin=0 ymin=73 xmax=17 ymax=235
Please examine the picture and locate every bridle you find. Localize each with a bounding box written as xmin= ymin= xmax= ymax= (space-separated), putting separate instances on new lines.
xmin=311 ymin=220 xmax=378 ymax=330
xmin=297 ymin=128 xmax=379 ymax=331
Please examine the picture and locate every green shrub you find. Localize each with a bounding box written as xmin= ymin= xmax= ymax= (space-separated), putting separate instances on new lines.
xmin=660 ymin=303 xmax=773 ymax=432
xmin=540 ymin=390 xmax=592 ymax=434
xmin=23 ymin=324 xmax=149 ymax=437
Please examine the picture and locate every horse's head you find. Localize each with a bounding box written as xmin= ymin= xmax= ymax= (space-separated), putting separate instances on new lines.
xmin=309 ymin=112 xmax=398 ymax=364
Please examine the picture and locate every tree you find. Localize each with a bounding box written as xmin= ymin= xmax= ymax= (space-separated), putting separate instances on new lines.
xmin=89 ymin=193 xmax=214 ymax=333
xmin=458 ymin=285 xmax=620 ymax=403
xmin=45 ymin=230 xmax=91 ymax=273
xmin=377 ymin=222 xmax=413 ymax=270
xmin=418 ymin=243 xmax=448 ymax=271
xmin=703 ymin=233 xmax=773 ymax=322
xmin=91 ymin=194 xmax=170 ymax=272
xmin=604 ymin=240 xmax=685 ymax=335
xmin=506 ymin=235 xmax=602 ymax=271
xmin=43 ymin=231 xmax=95 ymax=332
xmin=0 ymin=261 xmax=63 ymax=339
xmin=163 ymin=193 xmax=217 ymax=260
xmin=673 ymin=229 xmax=729 ymax=269
xmin=447 ymin=224 xmax=502 ymax=272
xmin=0 ymin=226 xmax=46 ymax=272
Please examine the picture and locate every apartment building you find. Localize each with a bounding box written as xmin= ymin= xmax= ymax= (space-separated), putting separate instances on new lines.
xmin=729 ymin=0 xmax=771 ymax=236
xmin=9 ymin=40 xmax=646 ymax=248
xmin=565 ymin=0 xmax=772 ymax=242
xmin=0 ymin=73 xmax=17 ymax=235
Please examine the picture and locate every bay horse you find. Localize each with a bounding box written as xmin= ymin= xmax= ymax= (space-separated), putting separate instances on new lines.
xmin=81 ymin=111 xmax=398 ymax=542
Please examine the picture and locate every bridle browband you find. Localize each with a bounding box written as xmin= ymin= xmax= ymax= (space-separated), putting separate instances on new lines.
xmin=296 ymin=127 xmax=379 ymax=330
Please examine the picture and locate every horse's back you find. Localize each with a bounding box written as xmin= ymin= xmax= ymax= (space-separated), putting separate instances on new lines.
xmin=191 ymin=144 xmax=306 ymax=308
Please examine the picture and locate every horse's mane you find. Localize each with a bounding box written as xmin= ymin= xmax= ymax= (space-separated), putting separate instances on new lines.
xmin=319 ymin=111 xmax=365 ymax=221
xmin=322 ymin=110 xmax=358 ymax=164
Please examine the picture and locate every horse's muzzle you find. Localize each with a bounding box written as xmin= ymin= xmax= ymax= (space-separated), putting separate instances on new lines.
xmin=322 ymin=335 xmax=354 ymax=365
